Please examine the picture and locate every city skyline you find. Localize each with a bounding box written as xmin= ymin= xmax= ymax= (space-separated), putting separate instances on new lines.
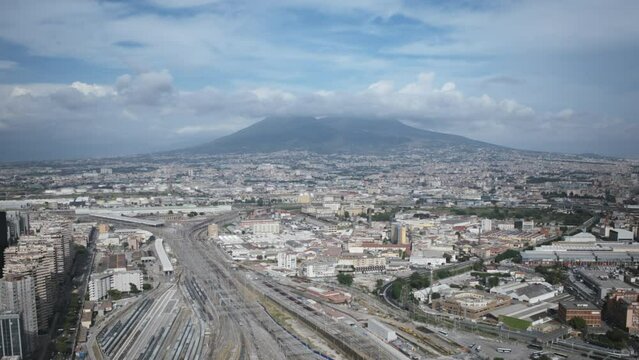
xmin=1 ymin=0 xmax=638 ymax=160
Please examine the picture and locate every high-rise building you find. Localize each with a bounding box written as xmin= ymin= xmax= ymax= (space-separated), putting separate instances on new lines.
xmin=0 ymin=211 xmax=7 ymax=278
xmin=207 ymin=224 xmax=219 ymax=238
xmin=398 ymin=225 xmax=408 ymax=245
xmin=88 ymin=273 xmax=112 ymax=301
xmin=3 ymin=244 xmax=57 ymax=331
xmin=391 ymin=223 xmax=408 ymax=244
xmin=0 ymin=274 xmax=38 ymax=355
xmin=0 ymin=312 xmax=23 ymax=358
xmin=481 ymin=219 xmax=493 ymax=232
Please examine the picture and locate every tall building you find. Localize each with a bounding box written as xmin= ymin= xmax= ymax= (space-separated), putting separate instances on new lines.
xmin=481 ymin=219 xmax=493 ymax=232
xmin=0 ymin=312 xmax=23 ymax=358
xmin=0 ymin=212 xmax=7 ymax=278
xmin=390 ymin=223 xmax=408 ymax=244
xmin=88 ymin=273 xmax=112 ymax=301
xmin=207 ymin=224 xmax=219 ymax=238
xmin=3 ymin=244 xmax=57 ymax=331
xmin=0 ymin=274 xmax=38 ymax=355
xmin=398 ymin=225 xmax=408 ymax=245
xmin=606 ymin=290 xmax=639 ymax=334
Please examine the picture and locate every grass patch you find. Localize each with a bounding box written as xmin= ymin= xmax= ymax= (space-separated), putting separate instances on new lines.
xmin=500 ymin=315 xmax=531 ymax=330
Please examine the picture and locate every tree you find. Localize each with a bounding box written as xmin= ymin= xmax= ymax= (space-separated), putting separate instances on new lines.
xmin=343 ymin=211 xmax=350 ymax=219
xmin=143 ymin=283 xmax=152 ymax=291
xmin=443 ymin=253 xmax=452 ymax=263
xmin=121 ymin=241 xmax=129 ymax=249
xmin=108 ymin=289 xmax=122 ymax=300
xmin=487 ymin=276 xmax=500 ymax=288
xmin=495 ymin=249 xmax=521 ymax=263
xmin=337 ymin=273 xmax=354 ymax=286
xmin=130 ymin=283 xmax=140 ymax=294
xmin=431 ymin=292 xmax=441 ymax=300
xmin=606 ymin=328 xmax=628 ymax=343
xmin=568 ymin=317 xmax=587 ymax=331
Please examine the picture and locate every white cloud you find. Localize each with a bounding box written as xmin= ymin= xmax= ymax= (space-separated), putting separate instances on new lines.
xmin=0 ymin=70 xmax=631 ymax=157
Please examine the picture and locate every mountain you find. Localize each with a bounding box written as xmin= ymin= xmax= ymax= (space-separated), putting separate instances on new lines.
xmin=186 ymin=117 xmax=503 ymax=154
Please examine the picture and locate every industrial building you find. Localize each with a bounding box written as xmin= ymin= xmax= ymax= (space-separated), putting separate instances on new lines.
xmin=367 ymin=319 xmax=397 ymax=342
xmin=490 ymin=281 xmax=561 ymax=304
xmin=576 ymin=269 xmax=638 ymax=300
xmin=155 ymin=238 xmax=174 ymax=275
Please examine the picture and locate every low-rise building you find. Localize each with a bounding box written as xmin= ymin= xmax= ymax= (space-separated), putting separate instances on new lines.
xmin=558 ymin=301 xmax=601 ymax=327
xmin=367 ymin=319 xmax=397 ymax=342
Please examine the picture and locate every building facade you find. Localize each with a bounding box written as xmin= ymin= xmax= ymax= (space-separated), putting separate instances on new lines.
xmin=558 ymin=301 xmax=601 ymax=327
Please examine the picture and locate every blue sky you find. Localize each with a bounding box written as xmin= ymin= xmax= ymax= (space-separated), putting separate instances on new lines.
xmin=0 ymin=0 xmax=638 ymax=160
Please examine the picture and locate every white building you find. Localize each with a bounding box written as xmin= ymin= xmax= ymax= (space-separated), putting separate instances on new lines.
xmin=490 ymin=281 xmax=560 ymax=304
xmin=88 ymin=273 xmax=112 ymax=301
xmin=301 ymin=261 xmax=336 ymax=278
xmin=564 ymin=232 xmax=596 ymax=243
xmin=277 ymin=253 xmax=297 ymax=270
xmin=481 ymin=219 xmax=493 ymax=232
xmin=367 ymin=319 xmax=397 ymax=342
xmin=497 ymin=223 xmax=515 ymax=231
xmin=409 ymin=248 xmax=453 ymax=268
xmin=250 ymin=221 xmax=280 ymax=234
xmin=111 ymin=271 xmax=143 ymax=293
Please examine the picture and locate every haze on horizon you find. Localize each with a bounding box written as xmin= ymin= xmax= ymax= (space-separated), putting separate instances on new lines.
xmin=0 ymin=0 xmax=638 ymax=161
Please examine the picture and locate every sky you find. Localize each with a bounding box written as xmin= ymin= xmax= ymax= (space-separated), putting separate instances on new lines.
xmin=0 ymin=0 xmax=638 ymax=161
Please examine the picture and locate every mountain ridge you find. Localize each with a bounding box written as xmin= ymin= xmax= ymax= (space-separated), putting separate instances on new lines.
xmin=184 ymin=116 xmax=505 ymax=154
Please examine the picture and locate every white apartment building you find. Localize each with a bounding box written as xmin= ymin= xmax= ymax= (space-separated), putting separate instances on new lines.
xmin=277 ymin=252 xmax=297 ymax=270
xmin=301 ymin=261 xmax=337 ymax=278
xmin=89 ymin=273 xmax=112 ymax=301
xmin=89 ymin=270 xmax=144 ymax=300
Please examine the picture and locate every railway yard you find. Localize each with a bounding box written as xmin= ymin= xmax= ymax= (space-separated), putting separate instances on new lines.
xmin=85 ymin=212 xmax=583 ymax=360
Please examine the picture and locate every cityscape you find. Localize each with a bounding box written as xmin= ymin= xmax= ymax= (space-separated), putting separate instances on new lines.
xmin=1 ymin=1 xmax=639 ymax=360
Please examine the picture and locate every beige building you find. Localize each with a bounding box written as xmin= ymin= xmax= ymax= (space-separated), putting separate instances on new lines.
xmin=3 ymin=244 xmax=57 ymax=331
xmin=207 ymin=224 xmax=219 ymax=238
xmin=434 ymin=291 xmax=511 ymax=320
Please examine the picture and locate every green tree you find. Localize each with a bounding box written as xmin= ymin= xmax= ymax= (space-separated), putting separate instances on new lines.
xmin=130 ymin=283 xmax=140 ymax=294
xmin=568 ymin=317 xmax=587 ymax=331
xmin=606 ymin=328 xmax=628 ymax=343
xmin=495 ymin=249 xmax=521 ymax=263
xmin=487 ymin=276 xmax=500 ymax=288
xmin=337 ymin=273 xmax=354 ymax=286
xmin=108 ymin=289 xmax=122 ymax=300
xmin=143 ymin=283 xmax=153 ymax=291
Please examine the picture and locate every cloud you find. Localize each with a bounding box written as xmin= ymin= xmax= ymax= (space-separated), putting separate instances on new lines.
xmin=0 ymin=70 xmax=635 ymax=160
